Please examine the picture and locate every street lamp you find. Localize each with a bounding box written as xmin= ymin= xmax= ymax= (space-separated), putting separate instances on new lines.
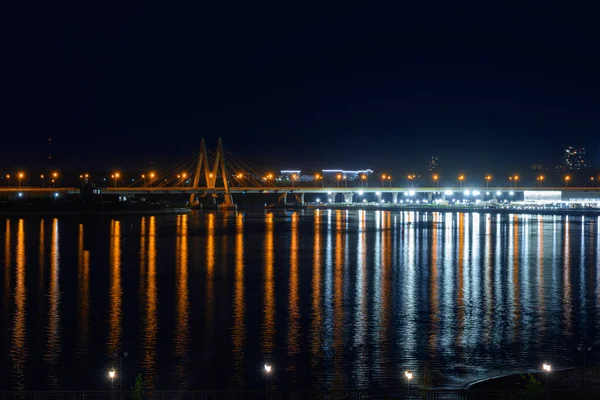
xmin=264 ymin=363 xmax=273 ymax=398
xmin=337 ymin=174 xmax=342 ymax=187
xmin=112 ymin=172 xmax=120 ymax=187
xmin=405 ymin=370 xmax=413 ymax=396
xmin=542 ymin=362 xmax=551 ymax=398
xmin=315 ymin=173 xmax=322 ymax=188
xmin=5 ymin=174 xmax=9 ymax=188
xmin=40 ymin=174 xmax=44 ymax=188
xmin=361 ymin=174 xmax=367 ymax=188
xmin=565 ymin=175 xmax=570 ymax=188
xmin=149 ymin=172 xmax=156 ymax=186
xmin=108 ymin=368 xmax=116 ymax=389
xmin=537 ymin=175 xmax=544 ymax=187
xmin=591 ymin=177 xmax=595 ymax=187
xmin=387 ymin=175 xmax=392 ymax=188
xmin=381 ymin=174 xmax=386 ymax=187
xmin=458 ymin=175 xmax=465 ymax=188
xmin=577 ymin=345 xmax=592 ymax=394
xmin=432 ymin=174 xmax=439 ymax=188
xmin=52 ymin=172 xmax=58 ymax=188
xmin=485 ymin=174 xmax=491 ymax=188
xmin=18 ymin=172 xmax=23 ymax=189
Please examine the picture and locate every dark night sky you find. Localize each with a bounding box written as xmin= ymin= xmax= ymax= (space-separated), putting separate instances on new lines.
xmin=2 ymin=3 xmax=600 ymax=176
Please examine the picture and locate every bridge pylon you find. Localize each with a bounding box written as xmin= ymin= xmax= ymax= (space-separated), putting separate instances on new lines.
xmin=190 ymin=137 xmax=234 ymax=207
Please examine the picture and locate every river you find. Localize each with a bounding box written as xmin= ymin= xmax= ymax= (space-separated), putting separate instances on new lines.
xmin=0 ymin=210 xmax=598 ymax=391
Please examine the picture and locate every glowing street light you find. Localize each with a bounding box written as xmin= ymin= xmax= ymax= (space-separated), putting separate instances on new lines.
xmin=40 ymin=174 xmax=44 ymax=187
xmin=565 ymin=175 xmax=570 ymax=188
xmin=381 ymin=174 xmax=386 ymax=187
xmin=264 ymin=363 xmax=273 ymax=397
xmin=542 ymin=362 xmax=551 ymax=395
xmin=111 ymin=172 xmax=120 ymax=187
xmin=291 ymin=173 xmax=298 ymax=188
xmin=537 ymin=175 xmax=544 ymax=187
xmin=387 ymin=175 xmax=392 ymax=188
xmin=5 ymin=174 xmax=10 ymax=188
xmin=337 ymin=173 xmax=342 ymax=187
xmin=405 ymin=370 xmax=414 ymax=396
xmin=361 ymin=174 xmax=368 ymax=188
xmin=108 ymin=368 xmax=116 ymax=389
xmin=407 ymin=174 xmax=416 ymax=187
xmin=432 ymin=174 xmax=439 ymax=188
xmin=18 ymin=172 xmax=24 ymax=189
xmin=590 ymin=177 xmax=595 ymax=187
xmin=52 ymin=172 xmax=58 ymax=188
xmin=485 ymin=174 xmax=492 ymax=188
xmin=314 ymin=173 xmax=322 ymax=188
xmin=458 ymin=174 xmax=465 ymax=188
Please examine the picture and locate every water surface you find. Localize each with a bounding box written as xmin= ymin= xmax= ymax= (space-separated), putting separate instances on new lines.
xmin=0 ymin=210 xmax=599 ymax=390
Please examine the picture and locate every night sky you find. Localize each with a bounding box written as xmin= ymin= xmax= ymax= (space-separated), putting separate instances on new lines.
xmin=2 ymin=4 xmax=599 ymax=177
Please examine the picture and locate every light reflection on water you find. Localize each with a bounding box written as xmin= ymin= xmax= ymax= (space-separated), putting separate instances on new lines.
xmin=1 ymin=211 xmax=600 ymax=391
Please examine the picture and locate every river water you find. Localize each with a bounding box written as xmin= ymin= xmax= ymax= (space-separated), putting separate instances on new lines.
xmin=0 ymin=210 xmax=599 ymax=391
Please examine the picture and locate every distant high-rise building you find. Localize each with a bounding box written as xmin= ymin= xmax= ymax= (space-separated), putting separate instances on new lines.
xmin=564 ymin=146 xmax=589 ymax=170
xmin=428 ymin=156 xmax=439 ymax=172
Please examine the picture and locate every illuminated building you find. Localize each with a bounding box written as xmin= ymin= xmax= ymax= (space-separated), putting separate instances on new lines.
xmin=428 ymin=156 xmax=439 ymax=172
xmin=321 ymin=169 xmax=373 ymax=182
xmin=564 ymin=146 xmax=589 ymax=170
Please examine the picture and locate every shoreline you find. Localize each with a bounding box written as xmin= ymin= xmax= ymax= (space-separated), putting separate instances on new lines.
xmin=308 ymin=204 xmax=600 ymax=217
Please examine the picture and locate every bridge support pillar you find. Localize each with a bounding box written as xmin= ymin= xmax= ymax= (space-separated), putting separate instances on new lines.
xmin=427 ymin=192 xmax=433 ymax=202
xmin=375 ymin=192 xmax=382 ymax=203
xmin=278 ymin=193 xmax=287 ymax=205
xmin=392 ymin=192 xmax=399 ymax=204
xmin=327 ymin=193 xmax=335 ymax=203
xmin=295 ymin=192 xmax=305 ymax=205
xmin=343 ymin=193 xmax=353 ymax=204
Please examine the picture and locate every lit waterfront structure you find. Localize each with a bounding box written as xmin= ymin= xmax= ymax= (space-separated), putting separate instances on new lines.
xmin=279 ymin=170 xmax=301 ymax=181
xmin=321 ymin=169 xmax=373 ymax=182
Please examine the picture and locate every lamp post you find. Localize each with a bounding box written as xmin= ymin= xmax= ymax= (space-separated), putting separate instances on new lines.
xmin=149 ymin=172 xmax=155 ymax=186
xmin=381 ymin=174 xmax=386 ymax=187
xmin=577 ymin=345 xmax=592 ymax=396
xmin=361 ymin=174 xmax=368 ymax=188
xmin=542 ymin=362 xmax=551 ymax=399
xmin=52 ymin=172 xmax=58 ymax=188
xmin=291 ymin=173 xmax=297 ymax=188
xmin=432 ymin=174 xmax=439 ymax=188
xmin=405 ymin=370 xmax=413 ymax=396
xmin=337 ymin=174 xmax=342 ymax=187
xmin=6 ymin=174 xmax=10 ymax=188
xmin=141 ymin=174 xmax=146 ymax=185
xmin=314 ymin=174 xmax=321 ymax=188
xmin=112 ymin=172 xmax=120 ymax=188
xmin=458 ymin=175 xmax=464 ymax=188
xmin=115 ymin=351 xmax=128 ymax=400
xmin=537 ymin=175 xmax=544 ymax=188
xmin=40 ymin=174 xmax=44 ymax=188
xmin=109 ymin=368 xmax=116 ymax=390
xmin=79 ymin=174 xmax=84 ymax=187
xmin=513 ymin=175 xmax=519 ymax=188
xmin=591 ymin=177 xmax=595 ymax=188
xmin=18 ymin=173 xmax=23 ymax=189
xmin=565 ymin=175 xmax=570 ymax=188
xmin=344 ymin=175 xmax=347 ymax=188
xmin=388 ymin=175 xmax=392 ymax=188
xmin=264 ymin=363 xmax=273 ymax=399
xmin=485 ymin=175 xmax=491 ymax=188
xmin=407 ymin=174 xmax=414 ymax=187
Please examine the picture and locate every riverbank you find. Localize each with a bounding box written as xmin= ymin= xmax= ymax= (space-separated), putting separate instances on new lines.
xmin=467 ymin=366 xmax=600 ymax=393
xmin=308 ymin=204 xmax=600 ymax=217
